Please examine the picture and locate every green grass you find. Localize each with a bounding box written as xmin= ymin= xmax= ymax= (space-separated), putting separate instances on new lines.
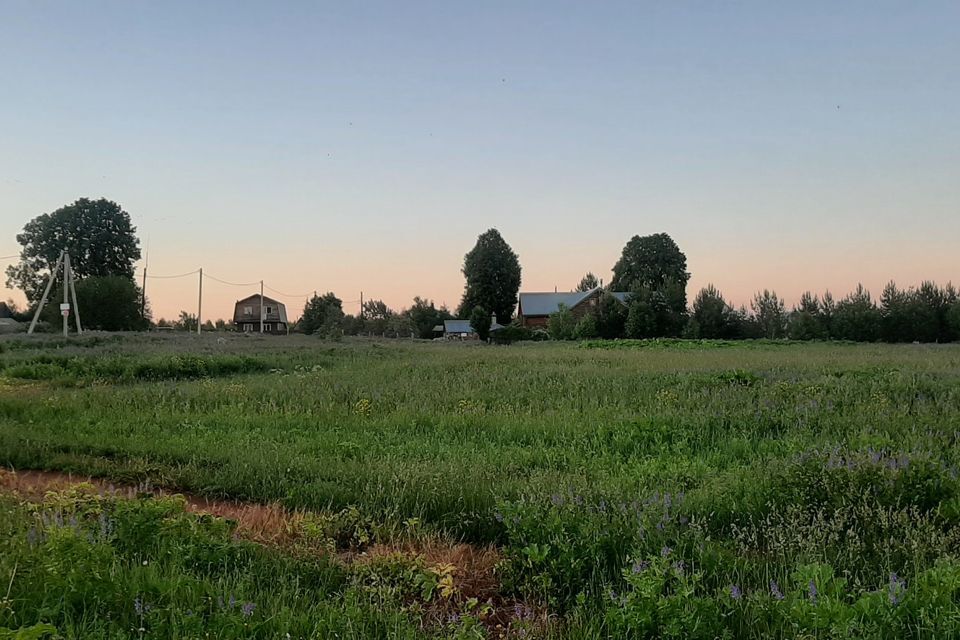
xmin=3 ymin=334 xmax=960 ymax=637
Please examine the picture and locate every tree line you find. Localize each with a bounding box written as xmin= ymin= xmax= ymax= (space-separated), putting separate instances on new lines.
xmin=5 ymin=198 xmax=959 ymax=342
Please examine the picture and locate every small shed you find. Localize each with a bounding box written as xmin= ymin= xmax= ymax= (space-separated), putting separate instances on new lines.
xmin=233 ymin=294 xmax=289 ymax=334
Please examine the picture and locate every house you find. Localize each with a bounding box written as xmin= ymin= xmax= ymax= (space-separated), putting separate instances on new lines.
xmin=442 ymin=314 xmax=505 ymax=340
xmin=517 ymin=287 xmax=631 ymax=327
xmin=233 ymin=294 xmax=289 ymax=334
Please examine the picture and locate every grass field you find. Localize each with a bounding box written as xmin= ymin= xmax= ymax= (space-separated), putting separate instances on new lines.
xmin=2 ymin=334 xmax=960 ymax=638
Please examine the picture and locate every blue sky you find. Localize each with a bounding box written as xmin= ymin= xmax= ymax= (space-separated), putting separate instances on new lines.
xmin=1 ymin=1 xmax=957 ymax=319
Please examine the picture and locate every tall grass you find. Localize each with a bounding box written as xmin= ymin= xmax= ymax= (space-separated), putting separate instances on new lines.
xmin=2 ymin=335 xmax=960 ymax=637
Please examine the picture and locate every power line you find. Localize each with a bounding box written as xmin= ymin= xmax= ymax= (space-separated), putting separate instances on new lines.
xmin=145 ymin=269 xmax=200 ymax=280
xmin=0 ymin=254 xmax=20 ymax=260
xmin=203 ymin=272 xmax=259 ymax=287
xmin=264 ymin=284 xmax=312 ymax=298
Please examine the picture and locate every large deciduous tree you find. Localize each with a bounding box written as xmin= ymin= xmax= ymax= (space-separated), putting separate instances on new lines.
xmin=610 ymin=233 xmax=689 ymax=294
xmin=38 ymin=275 xmax=148 ymax=331
xmin=458 ymin=229 xmax=521 ymax=324
xmin=6 ymin=198 xmax=142 ymax=304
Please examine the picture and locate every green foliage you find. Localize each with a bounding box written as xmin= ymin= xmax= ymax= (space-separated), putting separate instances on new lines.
xmin=575 ymin=272 xmax=599 ymax=292
xmin=788 ymin=291 xmax=829 ymax=340
xmin=610 ymin=233 xmax=690 ymax=297
xmin=405 ymin=297 xmax=453 ymax=339
xmin=573 ymin=313 xmax=598 ymax=340
xmin=833 ymin=284 xmax=882 ymax=342
xmin=547 ymin=304 xmax=576 ymax=340
xmin=468 ymin=306 xmax=492 ymax=341
xmin=4 ymin=336 xmax=960 ymax=637
xmin=6 ymin=198 xmax=141 ymax=304
xmin=596 ymin=292 xmax=628 ymax=339
xmin=300 ymin=292 xmax=345 ymax=336
xmin=457 ymin=228 xmax=522 ymax=324
xmin=39 ymin=275 xmax=147 ymax=331
xmin=689 ymin=285 xmax=738 ymax=339
xmin=750 ymin=289 xmax=787 ymax=339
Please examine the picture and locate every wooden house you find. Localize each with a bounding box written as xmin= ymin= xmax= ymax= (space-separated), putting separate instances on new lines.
xmin=517 ymin=287 xmax=630 ymax=327
xmin=233 ymin=294 xmax=289 ymax=334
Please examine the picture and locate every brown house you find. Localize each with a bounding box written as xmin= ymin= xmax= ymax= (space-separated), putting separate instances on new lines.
xmin=233 ymin=294 xmax=289 ymax=334
xmin=517 ymin=288 xmax=630 ymax=327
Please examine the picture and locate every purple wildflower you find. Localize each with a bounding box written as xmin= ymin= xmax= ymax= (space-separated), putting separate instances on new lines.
xmin=770 ymin=580 xmax=784 ymax=601
xmin=660 ymin=546 xmax=672 ymax=557
xmin=632 ymin=560 xmax=649 ymax=574
xmin=730 ymin=585 xmax=742 ymax=600
xmin=889 ymin=573 xmax=906 ymax=605
xmin=493 ymin=510 xmax=504 ymax=522
xmin=134 ymin=597 xmax=144 ymax=616
xmin=241 ymin=602 xmax=256 ymax=617
xmin=808 ymin=580 xmax=818 ymax=604
xmin=228 ymin=594 xmax=237 ymax=609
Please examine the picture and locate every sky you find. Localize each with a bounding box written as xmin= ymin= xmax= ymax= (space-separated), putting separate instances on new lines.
xmin=1 ymin=1 xmax=958 ymax=321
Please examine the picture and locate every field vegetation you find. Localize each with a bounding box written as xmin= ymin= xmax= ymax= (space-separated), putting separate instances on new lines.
xmin=2 ymin=334 xmax=960 ymax=638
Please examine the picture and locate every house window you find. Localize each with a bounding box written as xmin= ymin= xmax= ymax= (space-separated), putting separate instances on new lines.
xmin=265 ymin=306 xmax=273 ymax=314
xmin=244 ymin=306 xmax=253 ymax=315
xmin=263 ymin=323 xmax=272 ymax=332
xmin=243 ymin=324 xmax=253 ymax=332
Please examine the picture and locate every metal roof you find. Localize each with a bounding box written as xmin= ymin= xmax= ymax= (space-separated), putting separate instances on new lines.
xmin=518 ymin=289 xmax=598 ymax=317
xmin=443 ymin=319 xmax=474 ymax=334
xmin=609 ymin=291 xmax=632 ymax=304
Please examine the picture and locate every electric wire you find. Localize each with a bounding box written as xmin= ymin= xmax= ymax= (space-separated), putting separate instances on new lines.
xmin=203 ymin=272 xmax=259 ymax=287
xmin=144 ymin=269 xmax=200 ymax=279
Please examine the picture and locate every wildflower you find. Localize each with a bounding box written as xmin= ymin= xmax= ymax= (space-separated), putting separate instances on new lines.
xmin=770 ymin=580 xmax=784 ymax=600
xmin=631 ymin=560 xmax=649 ymax=574
xmin=550 ymin=494 xmax=563 ymax=507
xmin=730 ymin=585 xmax=742 ymax=600
xmin=672 ymin=560 xmax=685 ymax=574
xmin=228 ymin=594 xmax=237 ymax=609
xmin=889 ymin=573 xmax=906 ymax=605
xmin=241 ymin=602 xmax=256 ymax=617
xmin=494 ymin=510 xmax=504 ymax=523
xmin=134 ymin=597 xmax=144 ymax=616
xmin=26 ymin=526 xmax=38 ymax=547
xmin=660 ymin=546 xmax=672 ymax=557
xmin=808 ymin=580 xmax=818 ymax=604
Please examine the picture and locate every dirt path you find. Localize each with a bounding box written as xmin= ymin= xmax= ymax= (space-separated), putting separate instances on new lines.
xmin=0 ymin=467 xmax=502 ymax=604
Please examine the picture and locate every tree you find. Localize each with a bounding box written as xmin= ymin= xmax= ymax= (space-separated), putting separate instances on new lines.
xmin=547 ymin=304 xmax=576 ymax=340
xmin=610 ymin=233 xmax=690 ymax=295
xmin=948 ymin=302 xmax=960 ymax=342
xmin=173 ymin=311 xmax=198 ymax=332
xmin=596 ymin=292 xmax=628 ymax=339
xmin=576 ymin=272 xmax=600 ymax=292
xmin=361 ymin=299 xmax=393 ymax=335
xmin=689 ymin=285 xmax=737 ymax=339
xmin=573 ymin=312 xmax=599 ymax=339
xmin=788 ymin=291 xmax=828 ymax=340
xmin=300 ymin=292 xmax=345 ymax=336
xmin=7 ymin=198 xmax=141 ymax=304
xmin=832 ymin=284 xmax=881 ymax=342
xmin=469 ymin=306 xmax=493 ymax=342
xmin=458 ymin=229 xmax=522 ymax=324
xmin=38 ymin=275 xmax=147 ymax=331
xmin=406 ymin=297 xmax=453 ymax=339
xmin=750 ymin=290 xmax=786 ymax=339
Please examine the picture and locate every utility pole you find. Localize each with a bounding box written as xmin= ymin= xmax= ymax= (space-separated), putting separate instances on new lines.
xmin=141 ymin=265 xmax=147 ymax=320
xmin=68 ymin=254 xmax=82 ymax=334
xmin=360 ymin=291 xmax=364 ymax=318
xmin=197 ymin=268 xmax=203 ymax=334
xmin=62 ymin=252 xmax=71 ymax=337
xmin=260 ymin=280 xmax=265 ymax=334
xmin=29 ymin=252 xmax=65 ymax=335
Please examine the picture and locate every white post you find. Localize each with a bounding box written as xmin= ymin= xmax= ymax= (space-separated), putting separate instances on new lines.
xmin=28 ymin=251 xmax=65 ymax=335
xmin=68 ymin=254 xmax=82 ymax=334
xmin=260 ymin=280 xmax=264 ymax=334
xmin=197 ymin=268 xmax=203 ymax=334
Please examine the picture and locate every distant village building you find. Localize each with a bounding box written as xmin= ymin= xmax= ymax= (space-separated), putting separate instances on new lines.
xmin=441 ymin=314 xmax=504 ymax=340
xmin=0 ymin=301 xmax=21 ymax=333
xmin=233 ymin=294 xmax=289 ymax=334
xmin=517 ymin=287 xmax=630 ymax=327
